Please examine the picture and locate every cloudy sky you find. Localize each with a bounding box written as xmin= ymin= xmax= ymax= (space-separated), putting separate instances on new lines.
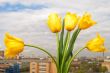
xmin=0 ymin=0 xmax=110 ymax=57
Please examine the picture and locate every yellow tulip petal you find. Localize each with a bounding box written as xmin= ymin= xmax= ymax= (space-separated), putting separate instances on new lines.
xmin=78 ymin=12 xmax=96 ymax=30
xmin=65 ymin=12 xmax=78 ymax=31
xmin=87 ymin=46 xmax=107 ymax=52
xmin=5 ymin=32 xmax=24 ymax=43
xmin=4 ymin=48 xmax=17 ymax=59
xmin=47 ymin=13 xmax=61 ymax=33
xmin=4 ymin=33 xmax=24 ymax=59
xmin=86 ymin=33 xmax=107 ymax=52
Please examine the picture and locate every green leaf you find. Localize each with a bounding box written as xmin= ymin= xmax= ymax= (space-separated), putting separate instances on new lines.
xmin=60 ymin=28 xmax=80 ymax=73
xmin=65 ymin=28 xmax=80 ymax=61
xmin=63 ymin=31 xmax=70 ymax=55
xmin=59 ymin=20 xmax=65 ymax=65
xmin=65 ymin=47 xmax=85 ymax=73
xmin=60 ymin=31 xmax=70 ymax=73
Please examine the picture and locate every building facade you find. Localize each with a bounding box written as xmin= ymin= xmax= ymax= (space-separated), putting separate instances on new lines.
xmin=102 ymin=59 xmax=110 ymax=72
xmin=30 ymin=60 xmax=57 ymax=73
xmin=0 ymin=51 xmax=4 ymax=59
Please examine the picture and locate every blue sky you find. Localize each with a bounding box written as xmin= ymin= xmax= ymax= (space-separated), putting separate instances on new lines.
xmin=0 ymin=2 xmax=47 ymax=12
xmin=0 ymin=0 xmax=110 ymax=57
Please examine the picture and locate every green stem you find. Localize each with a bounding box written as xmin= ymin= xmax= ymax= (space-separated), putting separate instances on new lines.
xmin=65 ymin=47 xmax=85 ymax=73
xmin=25 ymin=44 xmax=58 ymax=71
xmin=56 ymin=33 xmax=60 ymax=73
xmin=61 ymin=31 xmax=70 ymax=73
xmin=63 ymin=31 xmax=70 ymax=55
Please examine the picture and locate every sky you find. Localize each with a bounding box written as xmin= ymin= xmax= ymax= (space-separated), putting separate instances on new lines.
xmin=0 ymin=0 xmax=110 ymax=57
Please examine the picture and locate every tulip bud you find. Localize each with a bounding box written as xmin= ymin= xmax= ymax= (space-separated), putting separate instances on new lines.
xmin=65 ymin=12 xmax=78 ymax=31
xmin=47 ymin=13 xmax=61 ymax=33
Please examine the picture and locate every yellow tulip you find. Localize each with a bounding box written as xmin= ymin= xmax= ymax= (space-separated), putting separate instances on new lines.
xmin=4 ymin=49 xmax=17 ymax=59
xmin=47 ymin=13 xmax=61 ymax=33
xmin=65 ymin=12 xmax=78 ymax=31
xmin=4 ymin=33 xmax=24 ymax=58
xmin=78 ymin=12 xmax=96 ymax=30
xmin=86 ymin=33 xmax=107 ymax=52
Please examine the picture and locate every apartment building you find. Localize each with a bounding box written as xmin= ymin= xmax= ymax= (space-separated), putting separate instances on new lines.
xmin=30 ymin=58 xmax=57 ymax=73
xmin=102 ymin=59 xmax=110 ymax=72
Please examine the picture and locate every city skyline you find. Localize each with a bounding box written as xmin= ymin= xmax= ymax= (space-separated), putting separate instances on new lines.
xmin=0 ymin=0 xmax=110 ymax=57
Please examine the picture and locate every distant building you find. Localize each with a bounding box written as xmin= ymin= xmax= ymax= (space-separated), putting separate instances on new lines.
xmin=96 ymin=56 xmax=104 ymax=62
xmin=30 ymin=62 xmax=38 ymax=73
xmin=106 ymin=56 xmax=110 ymax=59
xmin=101 ymin=59 xmax=110 ymax=72
xmin=5 ymin=63 xmax=20 ymax=73
xmin=30 ymin=58 xmax=57 ymax=73
xmin=0 ymin=64 xmax=10 ymax=73
xmin=0 ymin=51 xmax=4 ymax=59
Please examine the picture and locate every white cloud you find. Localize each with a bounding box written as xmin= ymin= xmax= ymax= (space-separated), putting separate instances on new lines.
xmin=0 ymin=7 xmax=65 ymax=56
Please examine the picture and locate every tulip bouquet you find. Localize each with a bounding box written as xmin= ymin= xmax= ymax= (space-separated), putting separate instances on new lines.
xmin=4 ymin=12 xmax=107 ymax=73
